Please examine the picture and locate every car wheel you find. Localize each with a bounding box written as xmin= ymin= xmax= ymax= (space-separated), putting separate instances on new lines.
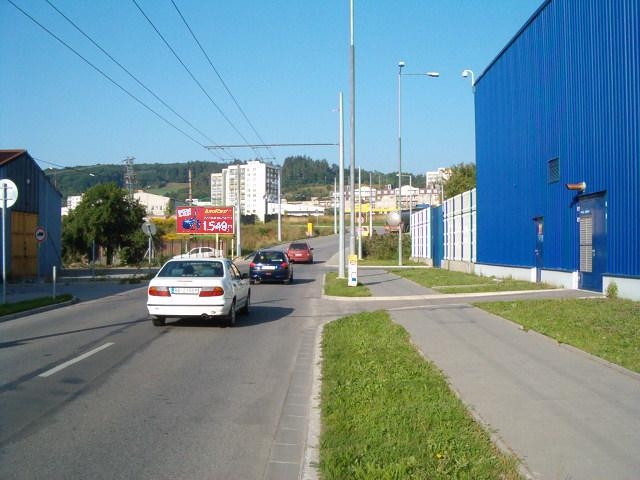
xmin=151 ymin=315 xmax=165 ymax=326
xmin=240 ymin=291 xmax=250 ymax=315
xmin=227 ymin=300 xmax=236 ymax=327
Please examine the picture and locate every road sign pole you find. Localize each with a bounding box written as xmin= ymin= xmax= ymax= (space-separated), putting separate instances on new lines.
xmin=2 ymin=184 xmax=6 ymax=304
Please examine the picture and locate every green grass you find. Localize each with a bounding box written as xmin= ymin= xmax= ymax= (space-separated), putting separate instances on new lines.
xmin=320 ymin=311 xmax=522 ymax=479
xmin=324 ymin=272 xmax=371 ymax=297
xmin=0 ymin=294 xmax=74 ymax=317
xmin=476 ymin=298 xmax=640 ymax=373
xmin=391 ymin=268 xmax=555 ymax=293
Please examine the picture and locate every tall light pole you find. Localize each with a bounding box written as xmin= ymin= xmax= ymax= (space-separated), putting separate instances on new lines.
xmin=462 ymin=69 xmax=475 ymax=92
xmin=358 ymin=165 xmax=362 ymax=259
xmin=333 ymin=177 xmax=337 ymax=234
xmin=338 ymin=91 xmax=346 ymax=278
xmin=277 ymin=167 xmax=282 ymax=242
xmin=349 ymin=0 xmax=356 ymax=258
xmin=397 ymin=61 xmax=439 ymax=266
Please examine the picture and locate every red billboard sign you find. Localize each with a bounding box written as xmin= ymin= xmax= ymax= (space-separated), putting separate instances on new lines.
xmin=176 ymin=206 xmax=235 ymax=235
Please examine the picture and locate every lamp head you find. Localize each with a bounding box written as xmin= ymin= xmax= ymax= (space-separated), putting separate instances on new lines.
xmin=398 ymin=61 xmax=405 ymax=68
xmin=426 ymin=72 xmax=440 ymax=77
xmin=462 ymin=70 xmax=469 ymax=78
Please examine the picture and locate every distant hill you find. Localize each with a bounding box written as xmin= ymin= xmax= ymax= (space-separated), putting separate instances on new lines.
xmin=46 ymin=156 xmax=423 ymax=203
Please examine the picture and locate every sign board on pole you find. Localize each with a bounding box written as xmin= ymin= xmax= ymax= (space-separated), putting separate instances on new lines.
xmin=348 ymin=254 xmax=358 ymax=287
xmin=0 ymin=179 xmax=18 ymax=209
xmin=176 ymin=206 xmax=235 ymax=235
xmin=141 ymin=221 xmax=157 ymax=236
xmin=35 ymin=226 xmax=47 ymax=243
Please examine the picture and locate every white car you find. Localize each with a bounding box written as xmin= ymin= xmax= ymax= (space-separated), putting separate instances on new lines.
xmin=147 ymin=257 xmax=250 ymax=327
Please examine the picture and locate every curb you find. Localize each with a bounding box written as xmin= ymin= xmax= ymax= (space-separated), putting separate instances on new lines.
xmin=322 ymin=288 xmax=582 ymax=302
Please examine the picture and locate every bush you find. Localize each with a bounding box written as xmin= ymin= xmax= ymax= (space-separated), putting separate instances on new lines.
xmin=362 ymin=233 xmax=411 ymax=260
xmin=606 ymin=281 xmax=619 ymax=299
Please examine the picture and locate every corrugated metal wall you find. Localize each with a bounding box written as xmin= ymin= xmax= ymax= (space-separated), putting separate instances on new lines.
xmin=476 ymin=0 xmax=640 ymax=277
xmin=0 ymin=152 xmax=62 ymax=278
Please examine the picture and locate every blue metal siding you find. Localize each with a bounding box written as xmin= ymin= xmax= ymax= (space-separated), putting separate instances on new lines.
xmin=476 ymin=0 xmax=640 ymax=277
xmin=0 ymin=152 xmax=62 ymax=276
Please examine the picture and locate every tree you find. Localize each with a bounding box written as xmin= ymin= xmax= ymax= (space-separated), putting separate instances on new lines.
xmin=62 ymin=182 xmax=147 ymax=265
xmin=444 ymin=163 xmax=476 ymax=199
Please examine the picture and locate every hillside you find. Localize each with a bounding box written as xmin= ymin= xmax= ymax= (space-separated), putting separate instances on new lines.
xmin=46 ymin=156 xmax=424 ymax=203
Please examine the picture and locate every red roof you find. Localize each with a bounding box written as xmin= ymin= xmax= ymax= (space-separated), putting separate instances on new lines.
xmin=0 ymin=149 xmax=27 ymax=166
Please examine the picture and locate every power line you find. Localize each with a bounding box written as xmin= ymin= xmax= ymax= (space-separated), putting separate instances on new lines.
xmin=170 ymin=0 xmax=276 ymax=160
xmin=42 ymin=0 xmax=232 ymax=162
xmin=5 ymin=0 xmax=218 ymax=157
xmin=132 ymin=0 xmax=264 ymax=161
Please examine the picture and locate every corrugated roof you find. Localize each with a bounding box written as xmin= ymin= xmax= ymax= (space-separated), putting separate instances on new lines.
xmin=0 ymin=149 xmax=27 ymax=166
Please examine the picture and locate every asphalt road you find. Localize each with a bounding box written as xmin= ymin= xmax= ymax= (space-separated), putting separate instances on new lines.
xmin=0 ymin=235 xmax=350 ymax=480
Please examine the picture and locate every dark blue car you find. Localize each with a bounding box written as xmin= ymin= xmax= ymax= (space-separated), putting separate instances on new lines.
xmin=249 ymin=250 xmax=293 ymax=284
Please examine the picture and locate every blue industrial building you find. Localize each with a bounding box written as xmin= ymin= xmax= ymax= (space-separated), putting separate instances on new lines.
xmin=474 ymin=0 xmax=639 ymax=299
xmin=0 ymin=150 xmax=62 ymax=280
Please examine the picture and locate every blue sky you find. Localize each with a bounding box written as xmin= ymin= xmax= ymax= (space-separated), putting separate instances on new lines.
xmin=1 ymin=0 xmax=542 ymax=177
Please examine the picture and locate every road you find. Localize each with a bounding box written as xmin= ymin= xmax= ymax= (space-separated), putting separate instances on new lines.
xmin=0 ymin=235 xmax=351 ymax=480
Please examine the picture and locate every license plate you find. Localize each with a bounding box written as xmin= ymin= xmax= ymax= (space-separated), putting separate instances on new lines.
xmin=262 ymin=265 xmax=276 ymax=270
xmin=295 ymin=253 xmax=303 ymax=257
xmin=170 ymin=287 xmax=200 ymax=294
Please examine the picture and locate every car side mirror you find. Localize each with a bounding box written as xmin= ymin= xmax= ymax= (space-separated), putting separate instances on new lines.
xmin=310 ymin=247 xmax=314 ymax=250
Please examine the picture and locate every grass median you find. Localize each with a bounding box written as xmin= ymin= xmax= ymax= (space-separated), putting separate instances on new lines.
xmin=324 ymin=272 xmax=371 ymax=297
xmin=320 ymin=311 xmax=522 ymax=479
xmin=391 ymin=268 xmax=555 ymax=293
xmin=476 ymin=298 xmax=640 ymax=373
xmin=0 ymin=294 xmax=74 ymax=317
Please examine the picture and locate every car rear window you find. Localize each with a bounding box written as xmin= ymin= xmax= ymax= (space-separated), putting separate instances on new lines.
xmin=254 ymin=251 xmax=286 ymax=263
xmin=289 ymin=243 xmax=308 ymax=250
xmin=158 ymin=261 xmax=224 ymax=277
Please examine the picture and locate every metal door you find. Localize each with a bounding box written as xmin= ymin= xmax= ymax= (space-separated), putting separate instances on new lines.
xmin=533 ymin=217 xmax=543 ymax=283
xmin=578 ymin=194 xmax=607 ymax=291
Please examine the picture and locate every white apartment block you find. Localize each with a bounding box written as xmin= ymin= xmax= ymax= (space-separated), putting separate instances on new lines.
xmin=133 ymin=190 xmax=173 ymax=217
xmin=210 ymin=160 xmax=279 ymax=222
xmin=61 ymin=194 xmax=83 ymax=216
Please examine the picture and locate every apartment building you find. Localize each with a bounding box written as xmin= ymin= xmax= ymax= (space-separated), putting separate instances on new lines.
xmin=210 ymin=160 xmax=279 ymax=222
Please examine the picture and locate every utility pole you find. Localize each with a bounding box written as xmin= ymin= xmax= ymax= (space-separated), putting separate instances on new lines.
xmin=122 ymin=156 xmax=136 ymax=200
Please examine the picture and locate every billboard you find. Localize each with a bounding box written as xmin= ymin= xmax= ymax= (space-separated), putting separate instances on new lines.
xmin=176 ymin=206 xmax=235 ymax=235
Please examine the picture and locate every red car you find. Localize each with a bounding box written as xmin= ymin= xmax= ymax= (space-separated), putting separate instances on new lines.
xmin=286 ymin=242 xmax=314 ymax=263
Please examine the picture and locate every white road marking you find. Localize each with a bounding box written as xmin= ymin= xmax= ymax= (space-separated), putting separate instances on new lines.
xmin=39 ymin=343 xmax=115 ymax=378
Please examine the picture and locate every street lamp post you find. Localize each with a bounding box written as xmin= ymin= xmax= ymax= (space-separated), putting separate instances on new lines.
xmin=462 ymin=69 xmax=475 ymax=91
xmin=397 ymin=61 xmax=439 ymax=266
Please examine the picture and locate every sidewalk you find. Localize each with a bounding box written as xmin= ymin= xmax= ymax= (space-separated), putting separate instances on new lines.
xmin=317 ymin=259 xmax=640 ymax=479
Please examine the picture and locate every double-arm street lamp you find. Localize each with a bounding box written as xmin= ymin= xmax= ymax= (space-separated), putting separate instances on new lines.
xmin=397 ymin=61 xmax=439 ymax=266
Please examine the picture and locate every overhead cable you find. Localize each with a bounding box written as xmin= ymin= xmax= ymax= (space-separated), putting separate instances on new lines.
xmin=170 ymin=0 xmax=276 ymax=161
xmin=131 ymin=0 xmax=264 ymax=161
xmin=5 ymin=0 xmax=223 ymax=159
xmin=43 ymin=0 xmax=232 ymax=161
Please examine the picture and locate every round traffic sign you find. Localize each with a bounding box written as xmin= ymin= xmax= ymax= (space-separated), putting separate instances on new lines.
xmin=0 ymin=179 xmax=18 ymax=209
xmin=35 ymin=226 xmax=47 ymax=243
xmin=141 ymin=221 xmax=157 ymax=236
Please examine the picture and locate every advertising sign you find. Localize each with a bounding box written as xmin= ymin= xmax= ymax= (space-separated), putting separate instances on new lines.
xmin=347 ymin=254 xmax=358 ymax=287
xmin=176 ymin=206 xmax=235 ymax=235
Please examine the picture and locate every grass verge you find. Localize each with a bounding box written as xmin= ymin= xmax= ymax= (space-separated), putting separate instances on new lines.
xmin=324 ymin=272 xmax=371 ymax=297
xmin=476 ymin=298 xmax=640 ymax=373
xmin=320 ymin=311 xmax=522 ymax=479
xmin=0 ymin=294 xmax=74 ymax=317
xmin=391 ymin=268 xmax=555 ymax=293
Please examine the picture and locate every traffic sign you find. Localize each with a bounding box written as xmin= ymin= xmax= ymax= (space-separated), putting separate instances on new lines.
xmin=0 ymin=179 xmax=18 ymax=209
xmin=141 ymin=221 xmax=157 ymax=236
xmin=35 ymin=226 xmax=47 ymax=243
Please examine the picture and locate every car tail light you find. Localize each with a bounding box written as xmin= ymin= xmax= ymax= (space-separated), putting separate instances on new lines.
xmin=249 ymin=262 xmax=256 ymax=268
xmin=199 ymin=286 xmax=224 ymax=297
xmin=280 ymin=262 xmax=288 ymax=269
xmin=149 ymin=286 xmax=171 ymax=297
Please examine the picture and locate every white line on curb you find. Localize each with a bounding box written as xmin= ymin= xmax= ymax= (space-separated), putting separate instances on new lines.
xmin=39 ymin=342 xmax=115 ymax=378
